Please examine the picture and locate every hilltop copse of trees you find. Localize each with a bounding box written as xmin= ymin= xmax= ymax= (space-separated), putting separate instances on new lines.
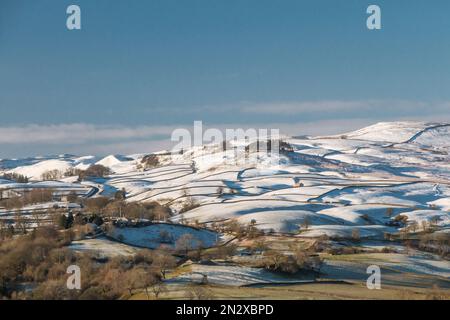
xmin=141 ymin=154 xmax=160 ymax=169
xmin=78 ymin=164 xmax=111 ymax=180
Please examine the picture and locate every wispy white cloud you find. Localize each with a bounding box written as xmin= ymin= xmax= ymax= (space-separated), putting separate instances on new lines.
xmin=1 ymin=99 xmax=449 ymax=157
xmin=237 ymin=100 xmax=450 ymax=115
xmin=0 ymin=123 xmax=177 ymax=144
xmin=0 ymin=118 xmax=418 ymax=157
xmin=155 ymin=99 xmax=450 ymax=118
xmin=240 ymin=100 xmax=376 ymax=114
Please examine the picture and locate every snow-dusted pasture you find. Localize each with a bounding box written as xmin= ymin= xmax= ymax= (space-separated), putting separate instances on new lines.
xmin=69 ymin=237 xmax=139 ymax=257
xmin=172 ymin=262 xmax=314 ymax=286
xmin=109 ymin=223 xmax=219 ymax=249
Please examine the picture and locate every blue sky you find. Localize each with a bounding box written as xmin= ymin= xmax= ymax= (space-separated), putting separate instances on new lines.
xmin=1 ymin=0 xmax=450 ymax=157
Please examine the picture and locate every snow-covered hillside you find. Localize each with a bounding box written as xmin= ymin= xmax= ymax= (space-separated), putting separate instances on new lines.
xmin=1 ymin=121 xmax=449 ymax=239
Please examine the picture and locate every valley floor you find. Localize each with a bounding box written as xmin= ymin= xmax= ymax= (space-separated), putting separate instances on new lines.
xmin=130 ymin=281 xmax=450 ymax=300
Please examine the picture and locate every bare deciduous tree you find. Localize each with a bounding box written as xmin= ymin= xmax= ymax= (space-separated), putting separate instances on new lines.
xmin=152 ymin=249 xmax=177 ymax=279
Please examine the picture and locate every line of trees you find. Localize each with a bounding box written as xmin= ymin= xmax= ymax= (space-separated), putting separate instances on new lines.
xmin=77 ymin=164 xmax=111 ymax=181
xmin=0 ymin=188 xmax=55 ymax=209
xmin=1 ymin=173 xmax=29 ymax=183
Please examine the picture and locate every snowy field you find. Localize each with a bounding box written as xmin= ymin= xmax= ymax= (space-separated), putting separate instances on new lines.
xmin=109 ymin=223 xmax=220 ymax=249
xmin=69 ymin=237 xmax=139 ymax=257
xmin=321 ymin=250 xmax=450 ymax=288
xmin=171 ymin=262 xmax=315 ymax=286
xmin=1 ymin=121 xmax=450 ymax=240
